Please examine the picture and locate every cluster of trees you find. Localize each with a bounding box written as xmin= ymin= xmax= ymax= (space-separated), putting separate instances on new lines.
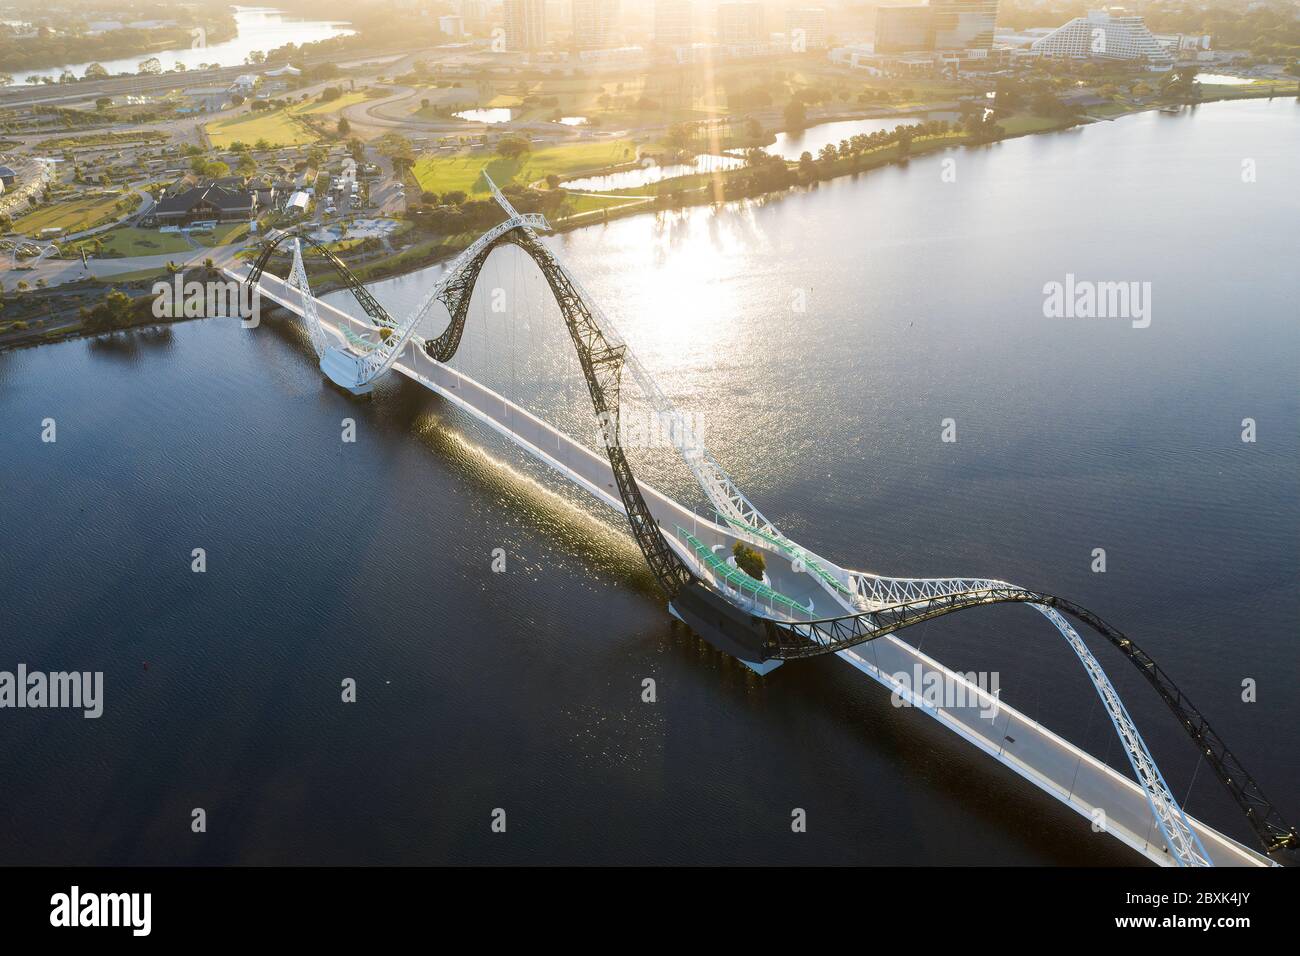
xmin=496 ymin=136 xmax=531 ymax=160
xmin=79 ymin=289 xmax=151 ymax=333
xmin=721 ymin=152 xmax=797 ymax=200
xmin=407 ymin=187 xmax=565 ymax=235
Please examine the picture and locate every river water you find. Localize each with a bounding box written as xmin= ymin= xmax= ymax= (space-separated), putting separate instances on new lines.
xmin=9 ymin=7 xmax=354 ymax=86
xmin=1 ymin=98 xmax=1296 ymax=864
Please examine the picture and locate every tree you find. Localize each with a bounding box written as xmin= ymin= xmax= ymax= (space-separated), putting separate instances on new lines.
xmin=138 ymin=57 xmax=162 ymax=76
xmin=784 ymin=98 xmax=807 ymax=132
xmin=337 ymin=117 xmax=351 ymax=137
xmin=496 ymin=135 xmax=531 ymax=159
xmin=732 ymin=542 xmax=766 ymax=581
xmin=375 ymin=132 xmax=415 ymax=175
xmin=1163 ymin=66 xmax=1201 ymax=104
xmin=84 ymin=63 xmax=108 ymax=79
xmin=95 ymin=97 xmax=112 ymax=111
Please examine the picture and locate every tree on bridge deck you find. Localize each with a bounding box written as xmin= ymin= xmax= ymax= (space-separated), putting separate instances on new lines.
xmin=732 ymin=542 xmax=766 ymax=582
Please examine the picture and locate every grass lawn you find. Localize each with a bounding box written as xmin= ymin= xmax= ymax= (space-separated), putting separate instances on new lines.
xmin=193 ymin=222 xmax=251 ymax=247
xmin=39 ymin=131 xmax=169 ymax=150
xmin=206 ymin=109 xmax=319 ymax=149
xmin=997 ymin=114 xmax=1076 ymax=136
xmin=291 ymin=91 xmax=373 ymax=117
xmin=72 ymin=227 xmax=191 ymax=257
xmin=12 ymin=193 xmax=130 ymax=236
xmin=560 ymin=192 xmax=651 ymax=216
xmin=413 ymin=138 xmax=639 ymax=195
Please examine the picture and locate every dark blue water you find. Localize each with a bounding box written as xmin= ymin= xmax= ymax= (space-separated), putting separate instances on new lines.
xmin=2 ymin=99 xmax=1297 ymax=864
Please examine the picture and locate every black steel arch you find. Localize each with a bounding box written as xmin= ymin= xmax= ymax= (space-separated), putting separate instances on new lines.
xmin=422 ymin=224 xmax=695 ymax=601
xmin=763 ymin=586 xmax=1297 ymax=856
xmin=246 ymin=232 xmax=394 ymax=330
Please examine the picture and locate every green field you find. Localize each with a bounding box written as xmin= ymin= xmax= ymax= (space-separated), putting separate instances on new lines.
xmin=412 ymin=138 xmax=639 ymax=195
xmin=561 ymin=192 xmax=651 ymax=215
xmin=291 ymin=91 xmax=370 ymax=117
xmin=192 ymin=222 xmax=251 ymax=247
xmin=12 ymin=193 xmax=130 ymax=236
xmin=71 ymin=226 xmax=191 ymax=257
xmin=205 ymin=109 xmax=319 ymax=148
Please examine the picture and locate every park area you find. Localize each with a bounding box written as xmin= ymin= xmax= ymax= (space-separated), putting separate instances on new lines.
xmin=205 ymin=108 xmax=318 ymax=149
xmin=11 ymin=192 xmax=134 ymax=237
xmin=412 ymin=137 xmax=639 ymax=196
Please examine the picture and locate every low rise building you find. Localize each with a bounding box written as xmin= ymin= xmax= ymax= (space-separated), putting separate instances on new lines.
xmin=149 ymin=181 xmax=257 ymax=226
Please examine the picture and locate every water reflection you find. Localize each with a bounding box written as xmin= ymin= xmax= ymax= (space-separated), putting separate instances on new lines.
xmin=562 ymin=154 xmax=743 ymax=192
xmin=453 ymin=108 xmax=515 ymax=124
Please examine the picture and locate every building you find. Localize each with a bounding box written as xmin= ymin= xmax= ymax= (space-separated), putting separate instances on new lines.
xmin=0 ymin=165 xmax=16 ymax=190
xmin=503 ymin=0 xmax=547 ymax=51
xmin=717 ymin=1 xmax=764 ymax=44
xmin=285 ymin=191 xmax=310 ymax=216
xmin=1032 ymin=10 xmax=1174 ymax=67
xmin=931 ymin=0 xmax=998 ymax=51
xmin=458 ymin=0 xmax=490 ymax=33
xmin=149 ymin=181 xmax=256 ymax=226
xmin=438 ymin=14 xmax=465 ymax=37
xmin=572 ymin=0 xmax=619 ymax=49
xmin=654 ymin=0 xmax=693 ymax=45
xmin=785 ymin=7 xmax=828 ymax=51
xmin=875 ymin=5 xmax=934 ymax=53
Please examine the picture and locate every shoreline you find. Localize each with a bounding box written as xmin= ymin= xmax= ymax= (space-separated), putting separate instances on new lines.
xmin=2 ymin=90 xmax=1291 ymax=353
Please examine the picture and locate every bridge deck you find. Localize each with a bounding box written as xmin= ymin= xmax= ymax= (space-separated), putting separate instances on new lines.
xmin=235 ymin=265 xmax=1273 ymax=868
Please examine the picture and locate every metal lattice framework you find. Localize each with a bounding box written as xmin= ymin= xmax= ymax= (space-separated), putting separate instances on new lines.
xmin=242 ymin=178 xmax=1295 ymax=863
xmin=248 ymin=231 xmax=392 ymax=329
xmin=755 ymin=580 xmax=1295 ymax=856
xmin=419 ymin=180 xmax=694 ymax=598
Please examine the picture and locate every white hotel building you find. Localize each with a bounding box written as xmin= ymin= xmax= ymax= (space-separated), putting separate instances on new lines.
xmin=1031 ymin=10 xmax=1174 ymax=69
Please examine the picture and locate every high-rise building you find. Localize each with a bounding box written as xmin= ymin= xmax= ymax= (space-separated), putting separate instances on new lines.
xmin=1032 ymin=10 xmax=1173 ymax=66
xmin=717 ymin=1 xmax=764 ymax=44
xmin=572 ymin=0 xmax=620 ymax=50
xmin=458 ymin=0 xmax=490 ymax=33
xmin=930 ymin=0 xmax=997 ymax=51
xmin=875 ymin=5 xmax=933 ymax=53
xmin=653 ymin=0 xmax=694 ymax=45
xmin=504 ymin=0 xmax=547 ymax=51
xmin=785 ymin=7 xmax=828 ymax=51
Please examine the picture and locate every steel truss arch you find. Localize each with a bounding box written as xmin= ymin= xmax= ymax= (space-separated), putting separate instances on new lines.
xmin=760 ymin=581 xmax=1296 ymax=858
xmin=420 ymin=217 xmax=695 ymax=600
xmin=247 ymin=231 xmax=393 ymax=329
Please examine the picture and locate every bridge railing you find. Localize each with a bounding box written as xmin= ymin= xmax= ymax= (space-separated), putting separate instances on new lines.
xmin=676 ymin=527 xmax=816 ymax=622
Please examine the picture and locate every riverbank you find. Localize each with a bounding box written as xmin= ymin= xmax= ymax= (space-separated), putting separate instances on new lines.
xmin=3 ymin=88 xmax=1293 ymax=348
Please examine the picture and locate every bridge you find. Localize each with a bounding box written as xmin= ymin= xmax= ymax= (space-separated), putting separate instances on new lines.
xmin=232 ymin=176 xmax=1295 ymax=868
